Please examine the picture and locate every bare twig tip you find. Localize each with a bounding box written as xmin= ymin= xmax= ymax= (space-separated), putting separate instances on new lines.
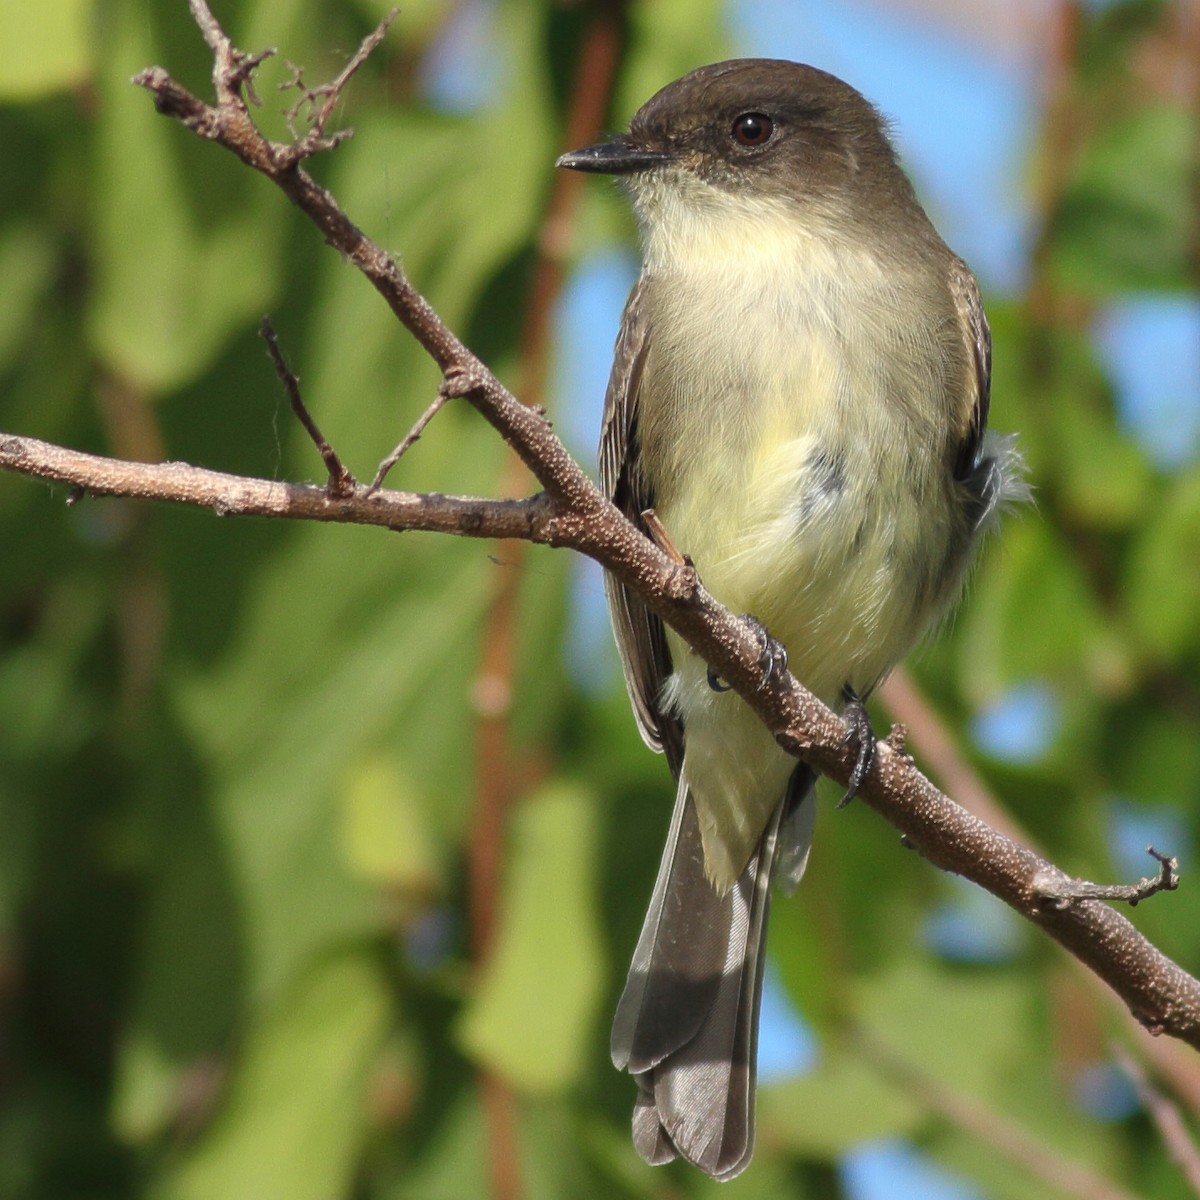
xmin=277 ymin=7 xmax=396 ymax=148
xmin=641 ymin=508 xmax=687 ymax=566
xmin=369 ymin=387 xmax=457 ymax=493
xmin=259 ymin=316 xmax=356 ymax=495
xmin=1033 ymin=847 xmax=1180 ymax=909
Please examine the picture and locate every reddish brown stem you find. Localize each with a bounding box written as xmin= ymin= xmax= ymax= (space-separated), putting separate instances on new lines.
xmin=466 ymin=12 xmax=627 ymax=1200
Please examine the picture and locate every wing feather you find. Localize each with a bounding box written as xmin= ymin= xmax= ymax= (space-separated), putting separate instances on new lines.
xmin=600 ymin=277 xmax=683 ymax=775
xmin=948 ymin=259 xmax=991 ymax=482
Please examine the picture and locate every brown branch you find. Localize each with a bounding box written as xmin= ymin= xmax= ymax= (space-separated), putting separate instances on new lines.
xmin=0 ymin=0 xmax=1195 ymax=1058
xmin=839 ymin=728 xmax=1200 ymax=1047
xmin=0 ymin=434 xmax=553 ymax=541
xmin=879 ymin=667 xmax=1031 ymax=843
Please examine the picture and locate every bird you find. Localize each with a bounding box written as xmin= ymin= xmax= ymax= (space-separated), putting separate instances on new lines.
xmin=557 ymin=58 xmax=1022 ymax=1179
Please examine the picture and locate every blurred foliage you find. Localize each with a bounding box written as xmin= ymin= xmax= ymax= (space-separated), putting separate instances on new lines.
xmin=1 ymin=1 xmax=1199 ymax=1198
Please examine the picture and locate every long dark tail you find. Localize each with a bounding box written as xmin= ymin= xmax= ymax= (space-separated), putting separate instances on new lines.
xmin=611 ymin=766 xmax=816 ymax=1180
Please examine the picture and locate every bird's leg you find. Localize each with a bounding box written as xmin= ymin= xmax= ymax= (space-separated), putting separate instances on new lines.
xmin=838 ymin=685 xmax=876 ymax=807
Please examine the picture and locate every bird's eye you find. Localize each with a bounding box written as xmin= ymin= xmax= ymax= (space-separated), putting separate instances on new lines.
xmin=731 ymin=112 xmax=774 ymax=147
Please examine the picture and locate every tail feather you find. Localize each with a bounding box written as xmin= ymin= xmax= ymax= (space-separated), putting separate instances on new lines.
xmin=611 ymin=777 xmax=731 ymax=1073
xmin=612 ymin=766 xmax=816 ymax=1180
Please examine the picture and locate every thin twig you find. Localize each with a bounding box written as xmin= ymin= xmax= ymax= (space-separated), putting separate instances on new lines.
xmin=1034 ymin=848 xmax=1180 ymax=909
xmin=855 ymin=1027 xmax=1149 ymax=1200
xmin=641 ymin=508 xmax=688 ymax=566
xmin=280 ymin=8 xmax=397 ymax=146
xmin=368 ymin=387 xmax=452 ymax=494
xmin=259 ymin=317 xmax=355 ymax=497
xmin=1115 ymin=1044 xmax=1200 ymax=1197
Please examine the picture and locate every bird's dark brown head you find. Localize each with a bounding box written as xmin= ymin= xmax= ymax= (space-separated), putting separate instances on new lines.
xmin=559 ymin=59 xmax=910 ymax=211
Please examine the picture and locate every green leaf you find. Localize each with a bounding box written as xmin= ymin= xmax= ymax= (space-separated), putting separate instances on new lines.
xmin=389 ymin=1091 xmax=488 ymax=1200
xmin=853 ymin=958 xmax=1031 ymax=1101
xmin=0 ymin=0 xmax=91 ymax=98
xmin=993 ymin=313 xmax=1152 ymax=529
xmin=1049 ymin=103 xmax=1195 ymax=294
xmin=759 ymin=1050 xmax=923 ymax=1158
xmin=0 ymin=224 xmax=56 ymax=369
xmin=152 ymin=949 xmax=390 ymax=1200
xmin=88 ymin=0 xmax=283 ymax=392
xmin=1123 ymin=466 xmax=1200 ymax=659
xmin=111 ymin=784 xmax=242 ymax=1143
xmin=958 ymin=516 xmax=1120 ymax=699
xmin=174 ymin=541 xmax=492 ymax=1004
xmin=338 ymin=754 xmax=442 ymax=893
xmin=1048 ymin=374 xmax=1153 ymax=529
xmin=1110 ymin=707 xmax=1200 ymax=812
xmin=457 ymin=782 xmax=605 ymax=1093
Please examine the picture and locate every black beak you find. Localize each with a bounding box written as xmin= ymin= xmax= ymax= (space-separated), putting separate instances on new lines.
xmin=556 ymin=137 xmax=673 ymax=175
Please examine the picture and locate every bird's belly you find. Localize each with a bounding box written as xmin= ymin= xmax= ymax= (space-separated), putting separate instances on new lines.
xmin=659 ymin=410 xmax=943 ymax=706
xmin=649 ymin=371 xmax=955 ymax=889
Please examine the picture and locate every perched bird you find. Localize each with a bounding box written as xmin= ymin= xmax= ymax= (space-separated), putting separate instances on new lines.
xmin=557 ymin=59 xmax=1021 ymax=1179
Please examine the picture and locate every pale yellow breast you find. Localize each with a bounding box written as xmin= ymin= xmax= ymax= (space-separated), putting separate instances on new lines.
xmin=641 ymin=204 xmax=957 ymax=687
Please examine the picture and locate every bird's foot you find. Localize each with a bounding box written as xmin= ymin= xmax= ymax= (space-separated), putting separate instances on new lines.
xmin=745 ymin=614 xmax=788 ymax=689
xmin=838 ymin=686 xmax=876 ymax=807
xmin=705 ymin=615 xmax=788 ymax=693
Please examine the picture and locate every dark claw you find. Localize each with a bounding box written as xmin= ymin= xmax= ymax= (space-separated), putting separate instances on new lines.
xmin=707 ymin=616 xmax=788 ymax=693
xmin=744 ymin=614 xmax=788 ymax=689
xmin=707 ymin=666 xmax=731 ymax=693
xmin=838 ymin=686 xmax=876 ymax=807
